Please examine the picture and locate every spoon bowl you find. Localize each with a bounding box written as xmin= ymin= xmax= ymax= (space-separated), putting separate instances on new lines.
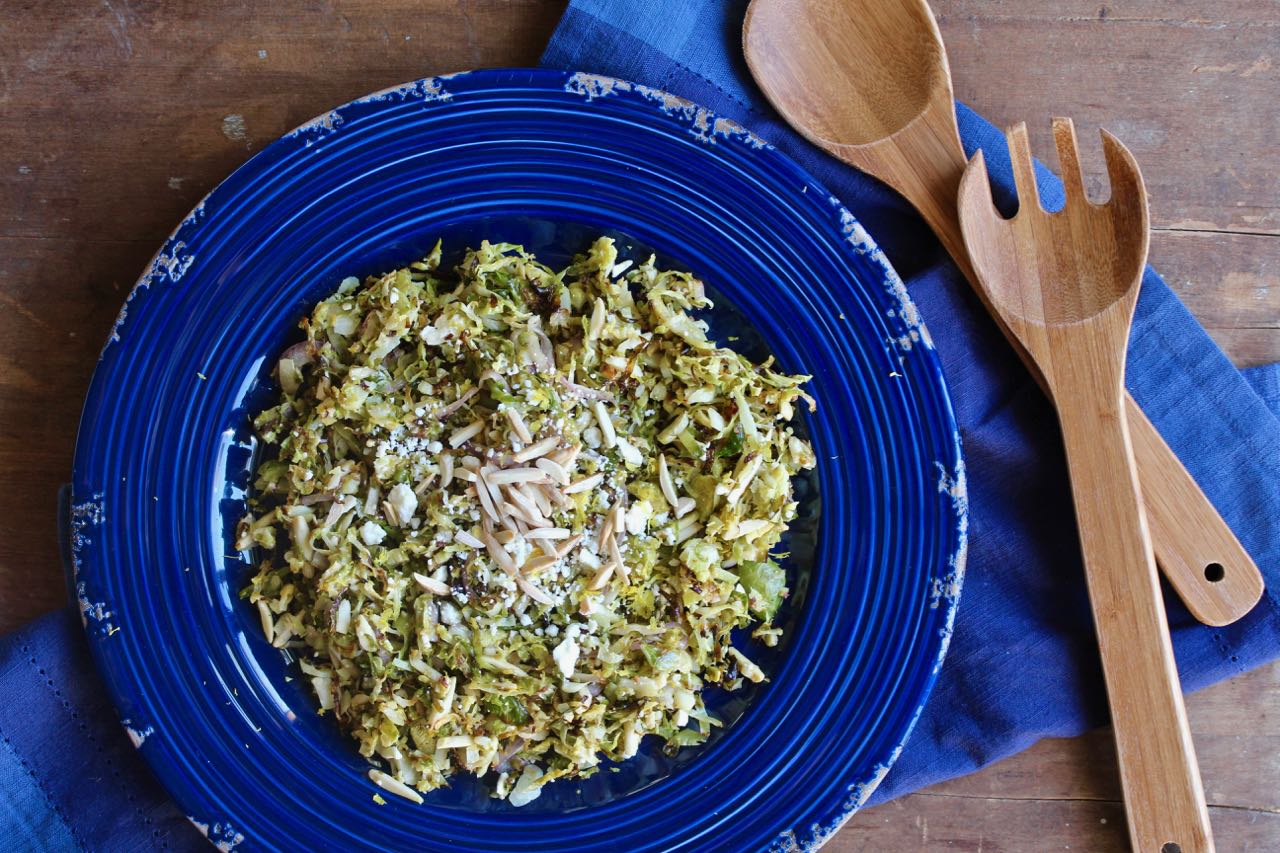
xmin=743 ymin=0 xmax=946 ymax=147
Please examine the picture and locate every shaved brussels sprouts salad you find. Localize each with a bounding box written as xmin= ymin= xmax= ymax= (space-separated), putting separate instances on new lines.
xmin=238 ymin=237 xmax=816 ymax=806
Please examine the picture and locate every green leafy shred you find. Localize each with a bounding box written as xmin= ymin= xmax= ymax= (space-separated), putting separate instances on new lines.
xmin=238 ymin=237 xmax=816 ymax=806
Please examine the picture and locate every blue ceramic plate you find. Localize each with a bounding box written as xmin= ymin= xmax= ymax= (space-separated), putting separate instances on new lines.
xmin=71 ymin=69 xmax=966 ymax=852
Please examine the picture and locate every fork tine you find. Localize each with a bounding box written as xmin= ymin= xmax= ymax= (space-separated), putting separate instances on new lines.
xmin=958 ymin=150 xmax=1005 ymax=230
xmin=1100 ymin=129 xmax=1145 ymax=204
xmin=1051 ymin=117 xmax=1086 ymax=203
xmin=1005 ymin=122 xmax=1041 ymax=215
xmin=1098 ymin=129 xmax=1150 ymax=250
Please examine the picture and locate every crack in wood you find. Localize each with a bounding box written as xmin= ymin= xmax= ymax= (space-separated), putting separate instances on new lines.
xmin=1154 ymin=226 xmax=1280 ymax=239
xmin=911 ymin=790 xmax=1280 ymax=816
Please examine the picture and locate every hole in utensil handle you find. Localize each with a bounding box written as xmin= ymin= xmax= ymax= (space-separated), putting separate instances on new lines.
xmin=1162 ymin=843 xmax=1183 ymax=853
xmin=1204 ymin=562 xmax=1225 ymax=583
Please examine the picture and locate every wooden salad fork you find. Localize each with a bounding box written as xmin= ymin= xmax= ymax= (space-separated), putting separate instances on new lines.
xmin=958 ymin=119 xmax=1214 ymax=853
xmin=742 ymin=0 xmax=1263 ymax=627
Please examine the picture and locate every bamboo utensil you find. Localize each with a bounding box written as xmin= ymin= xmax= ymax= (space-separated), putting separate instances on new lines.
xmin=958 ymin=117 xmax=1213 ymax=853
xmin=742 ymin=0 xmax=1263 ymax=626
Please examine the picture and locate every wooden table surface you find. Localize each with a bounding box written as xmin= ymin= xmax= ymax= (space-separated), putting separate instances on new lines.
xmin=2 ymin=1 xmax=1276 ymax=849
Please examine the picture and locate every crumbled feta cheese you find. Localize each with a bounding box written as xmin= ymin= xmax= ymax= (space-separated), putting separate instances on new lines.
xmin=387 ymin=483 xmax=418 ymax=525
xmin=624 ymin=500 xmax=653 ymax=535
xmin=359 ymin=520 xmax=386 ymax=546
xmin=552 ymin=634 xmax=579 ymax=678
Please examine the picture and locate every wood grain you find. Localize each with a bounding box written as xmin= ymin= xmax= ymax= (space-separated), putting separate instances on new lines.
xmin=0 ymin=0 xmax=564 ymax=633
xmin=840 ymin=661 xmax=1280 ymax=850
xmin=0 ymin=1 xmax=1276 ymax=850
xmin=744 ymin=0 xmax=1264 ymax=626
xmin=960 ymin=121 xmax=1213 ymax=851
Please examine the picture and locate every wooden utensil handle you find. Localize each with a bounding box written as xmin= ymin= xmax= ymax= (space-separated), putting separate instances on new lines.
xmin=906 ymin=146 xmax=1261 ymax=626
xmin=1126 ymin=401 xmax=1263 ymax=625
xmin=1053 ymin=345 xmax=1214 ymax=853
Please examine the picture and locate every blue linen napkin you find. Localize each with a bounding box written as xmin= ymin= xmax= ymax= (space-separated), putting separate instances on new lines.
xmin=541 ymin=0 xmax=1280 ymax=805
xmin=3 ymin=2 xmax=1280 ymax=848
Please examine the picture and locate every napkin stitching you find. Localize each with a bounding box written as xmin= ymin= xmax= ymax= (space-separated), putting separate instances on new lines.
xmin=0 ymin=727 xmax=86 ymax=851
xmin=666 ymin=64 xmax=757 ymax=119
xmin=19 ymin=639 xmax=170 ymax=851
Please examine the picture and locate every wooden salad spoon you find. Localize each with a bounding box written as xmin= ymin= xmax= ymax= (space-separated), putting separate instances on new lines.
xmin=742 ymin=0 xmax=1263 ymax=626
xmin=959 ymin=118 xmax=1213 ymax=853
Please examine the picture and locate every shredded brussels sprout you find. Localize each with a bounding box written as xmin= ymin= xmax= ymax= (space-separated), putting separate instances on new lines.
xmin=239 ymin=237 xmax=816 ymax=805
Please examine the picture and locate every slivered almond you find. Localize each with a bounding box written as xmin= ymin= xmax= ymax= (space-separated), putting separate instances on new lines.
xmin=588 ymin=562 xmax=615 ymax=590
xmin=657 ymin=454 xmax=678 ymax=509
xmin=460 ymin=456 xmax=481 ymax=470
xmin=542 ymin=484 xmax=570 ymax=508
xmin=414 ymin=472 xmax=436 ymax=498
xmin=520 ymin=482 xmax=552 ymax=517
xmin=598 ymin=510 xmax=615 ymax=550
xmin=608 ymin=537 xmax=628 ymax=579
xmin=454 ymin=468 xmax=478 ymax=483
xmin=521 ymin=555 xmax=558 ymax=574
xmin=478 ymin=466 xmax=506 ymax=507
xmin=485 ymin=467 xmax=550 ymax=485
xmin=564 ymin=472 xmax=604 ymax=494
xmin=592 ymin=401 xmax=617 ymax=448
xmin=449 ymin=419 xmax=485 ymax=448
xmin=473 ymin=476 xmax=501 ymax=522
xmin=615 ymin=436 xmax=643 ymax=466
xmin=733 ymin=390 xmax=758 ymax=440
xmin=587 ymin=296 xmax=606 ymax=341
xmin=513 ymin=435 xmax=559 ymax=463
xmin=728 ymin=519 xmax=772 ymax=540
xmin=369 ymin=769 xmax=424 ymax=805
xmin=675 ymin=496 xmax=696 ymax=518
xmin=257 ymin=600 xmax=274 ymax=645
xmin=482 ymin=531 xmax=518 ymax=575
xmin=506 ymin=486 xmax=550 ymax=523
xmin=413 ymin=572 xmax=451 ymax=595
xmin=725 ymin=456 xmax=762 ymax=506
xmin=676 ymin=519 xmax=702 ymax=544
xmin=493 ymin=529 xmax=518 ymax=545
xmin=504 ymin=500 xmax=550 ymax=529
xmin=657 ymin=412 xmax=689 ymax=444
xmin=524 ymin=527 xmax=571 ymax=540
xmin=505 ymin=408 xmax=533 ymax=444
xmin=454 ymin=530 xmax=485 ymax=549
xmin=534 ymin=457 xmax=570 ymax=486
xmin=553 ymin=534 xmax=583 ymax=559
xmin=549 ymin=445 xmax=581 ymax=471
xmin=513 ymin=574 xmax=554 ymax=606
xmin=439 ymin=454 xmax=455 ymax=488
